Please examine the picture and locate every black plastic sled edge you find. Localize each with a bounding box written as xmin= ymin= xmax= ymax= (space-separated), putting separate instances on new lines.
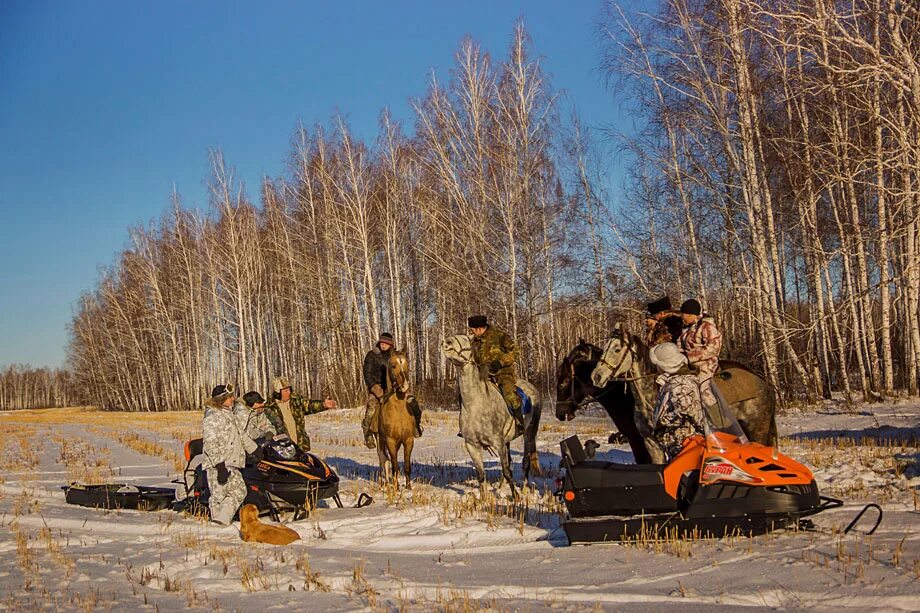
xmin=63 ymin=483 xmax=176 ymax=512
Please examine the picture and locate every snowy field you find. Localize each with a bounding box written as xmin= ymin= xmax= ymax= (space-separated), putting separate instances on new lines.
xmin=0 ymin=401 xmax=917 ymax=612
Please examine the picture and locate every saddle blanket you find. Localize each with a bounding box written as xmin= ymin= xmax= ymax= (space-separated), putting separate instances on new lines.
xmin=515 ymin=387 xmax=533 ymax=416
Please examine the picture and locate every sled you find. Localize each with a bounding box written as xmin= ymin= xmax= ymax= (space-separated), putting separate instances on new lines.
xmin=555 ymin=387 xmax=882 ymax=543
xmin=178 ymin=435 xmax=353 ymax=521
xmin=63 ymin=483 xmax=176 ymax=512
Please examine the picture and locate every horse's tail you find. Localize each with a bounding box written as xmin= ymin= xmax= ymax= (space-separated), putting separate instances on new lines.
xmin=523 ymin=392 xmax=543 ymax=478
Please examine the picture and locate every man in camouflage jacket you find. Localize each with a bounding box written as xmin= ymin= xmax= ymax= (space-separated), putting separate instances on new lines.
xmin=469 ymin=315 xmax=524 ymax=434
xmin=237 ymin=391 xmax=276 ymax=443
xmin=263 ymin=376 xmax=337 ymax=451
xmin=677 ymin=299 xmax=723 ymax=407
xmin=202 ymin=384 xmax=258 ymax=525
xmin=644 ymin=343 xmax=706 ymax=461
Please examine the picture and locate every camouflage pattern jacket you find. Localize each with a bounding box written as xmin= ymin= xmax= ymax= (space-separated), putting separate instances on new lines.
xmin=678 ymin=316 xmax=723 ymax=375
xmin=471 ymin=326 xmax=519 ymax=376
xmin=232 ymin=402 xmax=276 ymax=442
xmin=202 ymin=400 xmax=257 ymax=470
xmin=263 ymin=394 xmax=328 ymax=449
xmin=652 ymin=369 xmax=705 ymax=431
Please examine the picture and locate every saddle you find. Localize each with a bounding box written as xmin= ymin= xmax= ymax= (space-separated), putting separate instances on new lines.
xmin=515 ymin=387 xmax=533 ymax=416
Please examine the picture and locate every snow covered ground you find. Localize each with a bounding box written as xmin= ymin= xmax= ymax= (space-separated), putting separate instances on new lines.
xmin=0 ymin=401 xmax=917 ymax=611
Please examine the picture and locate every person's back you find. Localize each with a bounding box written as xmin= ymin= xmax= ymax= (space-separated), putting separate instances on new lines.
xmin=469 ymin=315 xmax=523 ymax=433
xmin=647 ymin=343 xmax=706 ymax=461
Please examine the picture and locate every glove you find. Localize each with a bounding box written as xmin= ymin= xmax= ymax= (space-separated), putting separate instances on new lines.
xmin=215 ymin=462 xmax=229 ymax=485
xmin=490 ymin=359 xmax=503 ymax=371
xmin=479 ymin=363 xmax=490 ymax=380
xmin=370 ymin=384 xmax=384 ymax=400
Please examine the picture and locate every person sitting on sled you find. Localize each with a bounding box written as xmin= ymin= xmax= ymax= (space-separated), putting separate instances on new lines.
xmin=238 ymin=390 xmax=277 ymax=444
xmin=644 ymin=296 xmax=684 ymax=347
xmin=469 ymin=314 xmax=525 ymax=437
xmin=641 ymin=342 xmax=706 ymax=461
xmin=677 ymin=298 xmax=723 ymax=410
xmin=202 ymin=384 xmax=260 ymax=525
xmin=361 ymin=332 xmax=423 ymax=449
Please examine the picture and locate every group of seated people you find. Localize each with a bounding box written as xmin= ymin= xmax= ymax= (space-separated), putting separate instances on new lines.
xmin=644 ymin=296 xmax=724 ymax=460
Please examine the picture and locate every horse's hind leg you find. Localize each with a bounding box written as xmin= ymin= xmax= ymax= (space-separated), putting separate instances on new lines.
xmin=464 ymin=440 xmax=487 ymax=494
xmin=402 ymin=437 xmax=414 ymax=489
xmin=500 ymin=442 xmax=518 ymax=501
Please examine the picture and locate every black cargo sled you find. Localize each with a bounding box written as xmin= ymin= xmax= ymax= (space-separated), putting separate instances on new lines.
xmin=555 ymin=395 xmax=881 ymax=543
xmin=178 ymin=435 xmax=347 ymax=521
xmin=63 ymin=483 xmax=176 ymax=511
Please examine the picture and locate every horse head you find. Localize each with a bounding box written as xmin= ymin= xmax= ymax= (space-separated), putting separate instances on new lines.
xmin=442 ymin=334 xmax=473 ymax=366
xmin=388 ymin=350 xmax=411 ymax=394
xmin=555 ymin=340 xmax=601 ymax=421
xmin=591 ymin=323 xmax=636 ymax=387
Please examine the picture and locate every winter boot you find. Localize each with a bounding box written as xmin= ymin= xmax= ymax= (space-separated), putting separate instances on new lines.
xmin=408 ymin=397 xmax=423 ymax=437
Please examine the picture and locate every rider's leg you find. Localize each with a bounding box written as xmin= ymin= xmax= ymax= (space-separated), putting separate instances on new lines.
xmin=498 ymin=375 xmax=524 ymax=434
xmin=362 ymin=393 xmax=380 ymax=449
xmin=407 ymin=394 xmax=423 ymax=437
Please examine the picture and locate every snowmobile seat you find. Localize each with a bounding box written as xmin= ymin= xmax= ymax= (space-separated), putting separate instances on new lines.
xmin=185 ymin=438 xmax=203 ymax=462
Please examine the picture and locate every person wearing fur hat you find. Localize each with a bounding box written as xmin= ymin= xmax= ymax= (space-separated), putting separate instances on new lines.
xmin=644 ymin=296 xmax=684 ymax=347
xmin=677 ymin=299 xmax=723 ymax=408
xmin=202 ymin=384 xmax=258 ymax=525
xmin=642 ymin=343 xmax=706 ymax=461
xmin=469 ymin=315 xmax=524 ymax=436
xmin=362 ymin=332 xmax=423 ymax=449
xmin=262 ymin=377 xmax=337 ymax=451
xmin=237 ymin=390 xmax=277 ymax=443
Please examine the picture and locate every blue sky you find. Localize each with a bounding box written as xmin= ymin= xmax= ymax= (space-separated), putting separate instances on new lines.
xmin=0 ymin=1 xmax=636 ymax=368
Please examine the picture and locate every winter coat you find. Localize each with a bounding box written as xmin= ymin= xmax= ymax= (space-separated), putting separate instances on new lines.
xmin=646 ymin=313 xmax=684 ymax=346
xmin=363 ymin=344 xmax=392 ymax=391
xmin=471 ymin=326 xmax=519 ymax=375
xmin=233 ymin=402 xmax=276 ymax=442
xmin=647 ymin=367 xmax=706 ymax=460
xmin=202 ymin=400 xmax=257 ymax=470
xmin=678 ymin=315 xmax=723 ymax=376
xmin=263 ymin=394 xmax=327 ymax=450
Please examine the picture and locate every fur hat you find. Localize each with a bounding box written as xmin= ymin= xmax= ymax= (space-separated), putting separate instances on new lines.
xmin=468 ymin=315 xmax=487 ymax=328
xmin=211 ymin=383 xmax=234 ymax=402
xmin=649 ymin=342 xmax=688 ymax=375
xmin=680 ymin=299 xmax=702 ymax=316
xmin=243 ymin=391 xmax=265 ymax=407
xmin=378 ymin=332 xmax=394 ymax=345
xmin=271 ymin=376 xmax=291 ymax=395
xmin=646 ymin=296 xmax=671 ymax=316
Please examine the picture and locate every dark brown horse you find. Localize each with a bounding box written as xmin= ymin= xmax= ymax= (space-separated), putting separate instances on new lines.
xmin=555 ymin=340 xmax=652 ymax=464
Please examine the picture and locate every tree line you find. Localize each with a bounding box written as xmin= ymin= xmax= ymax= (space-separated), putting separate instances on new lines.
xmin=0 ymin=365 xmax=74 ymax=410
xmin=10 ymin=1 xmax=920 ymax=411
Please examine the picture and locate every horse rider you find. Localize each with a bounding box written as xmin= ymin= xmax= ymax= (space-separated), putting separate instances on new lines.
xmin=645 ymin=342 xmax=707 ymax=461
xmin=469 ymin=315 xmax=524 ymax=436
xmin=263 ymin=376 xmax=337 ymax=451
xmin=677 ymin=298 xmax=723 ymax=409
xmin=362 ymin=332 xmax=423 ymax=449
xmin=645 ymin=296 xmax=684 ymax=347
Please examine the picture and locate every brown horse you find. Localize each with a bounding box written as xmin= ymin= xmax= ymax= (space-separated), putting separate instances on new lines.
xmin=374 ymin=350 xmax=416 ymax=488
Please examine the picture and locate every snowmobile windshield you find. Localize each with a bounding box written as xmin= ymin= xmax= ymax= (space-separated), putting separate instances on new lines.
xmin=704 ymin=382 xmax=749 ymax=447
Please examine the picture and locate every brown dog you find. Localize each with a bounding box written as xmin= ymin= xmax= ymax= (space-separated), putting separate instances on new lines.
xmin=238 ymin=504 xmax=301 ymax=545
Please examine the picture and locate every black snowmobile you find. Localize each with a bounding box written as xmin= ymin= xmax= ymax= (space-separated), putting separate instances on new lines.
xmin=178 ymin=435 xmax=353 ymax=521
xmin=555 ymin=389 xmax=882 ymax=543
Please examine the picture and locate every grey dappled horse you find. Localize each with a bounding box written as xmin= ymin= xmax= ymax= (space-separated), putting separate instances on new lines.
xmin=591 ymin=324 xmax=777 ymax=463
xmin=442 ymin=334 xmax=542 ymax=500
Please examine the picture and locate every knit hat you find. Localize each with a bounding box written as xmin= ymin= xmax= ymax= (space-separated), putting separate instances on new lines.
xmin=468 ymin=315 xmax=487 ymax=328
xmin=211 ymin=383 xmax=234 ymax=402
xmin=271 ymin=376 xmax=291 ymax=395
xmin=378 ymin=332 xmax=394 ymax=346
xmin=649 ymin=342 xmax=688 ymax=375
xmin=680 ymin=299 xmax=702 ymax=316
xmin=646 ymin=296 xmax=671 ymax=316
xmin=242 ymin=391 xmax=265 ymax=407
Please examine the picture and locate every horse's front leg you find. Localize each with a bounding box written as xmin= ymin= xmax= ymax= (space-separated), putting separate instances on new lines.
xmin=500 ymin=442 xmax=519 ymax=502
xmin=402 ymin=437 xmax=414 ymax=489
xmin=464 ymin=440 xmax=486 ymax=493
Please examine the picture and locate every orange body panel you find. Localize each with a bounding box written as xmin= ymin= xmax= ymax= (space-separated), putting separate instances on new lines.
xmin=662 ymin=432 xmax=814 ymax=499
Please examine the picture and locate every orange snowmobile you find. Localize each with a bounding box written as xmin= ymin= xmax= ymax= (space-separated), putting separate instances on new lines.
xmin=556 ymin=387 xmax=881 ymax=543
